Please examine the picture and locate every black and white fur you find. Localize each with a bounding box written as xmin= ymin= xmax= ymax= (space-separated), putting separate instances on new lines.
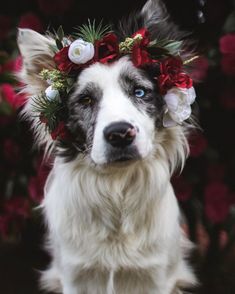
xmin=17 ymin=0 xmax=197 ymax=293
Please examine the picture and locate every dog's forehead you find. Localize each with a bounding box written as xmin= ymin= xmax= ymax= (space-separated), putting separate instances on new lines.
xmin=75 ymin=57 xmax=152 ymax=91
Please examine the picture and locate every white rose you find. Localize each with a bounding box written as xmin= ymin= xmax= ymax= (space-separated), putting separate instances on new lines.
xmin=45 ymin=86 xmax=60 ymax=101
xmin=163 ymin=87 xmax=196 ymax=127
xmin=68 ymin=39 xmax=95 ymax=64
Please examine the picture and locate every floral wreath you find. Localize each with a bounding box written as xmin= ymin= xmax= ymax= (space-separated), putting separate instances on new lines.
xmin=33 ymin=21 xmax=197 ymax=140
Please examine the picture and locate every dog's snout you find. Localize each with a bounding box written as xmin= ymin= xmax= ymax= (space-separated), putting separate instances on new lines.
xmin=103 ymin=122 xmax=136 ymax=148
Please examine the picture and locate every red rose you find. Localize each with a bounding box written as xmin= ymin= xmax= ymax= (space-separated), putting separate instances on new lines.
xmin=221 ymin=54 xmax=235 ymax=77
xmin=130 ymin=28 xmax=152 ymax=67
xmin=189 ymin=132 xmax=208 ymax=157
xmin=0 ymin=15 xmax=11 ymax=41
xmin=204 ymin=182 xmax=231 ymax=224
xmin=94 ymin=33 xmax=119 ymax=64
xmin=54 ymin=46 xmax=82 ymax=73
xmin=219 ymin=34 xmax=235 ymax=54
xmin=172 ymin=175 xmax=192 ymax=202
xmin=37 ymin=0 xmax=74 ymax=16
xmin=158 ymin=57 xmax=193 ymax=95
xmin=18 ymin=12 xmax=44 ymax=33
xmin=51 ymin=121 xmax=69 ymax=140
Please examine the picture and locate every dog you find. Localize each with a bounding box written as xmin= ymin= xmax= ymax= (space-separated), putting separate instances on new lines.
xmin=17 ymin=0 xmax=197 ymax=293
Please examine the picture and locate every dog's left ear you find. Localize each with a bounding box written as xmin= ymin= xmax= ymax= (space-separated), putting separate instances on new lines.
xmin=17 ymin=28 xmax=55 ymax=88
xmin=119 ymin=0 xmax=183 ymax=41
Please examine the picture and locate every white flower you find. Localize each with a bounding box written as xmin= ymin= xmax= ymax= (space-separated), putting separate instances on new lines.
xmin=68 ymin=39 xmax=95 ymax=64
xmin=163 ymin=87 xmax=196 ymax=127
xmin=45 ymin=86 xmax=60 ymax=101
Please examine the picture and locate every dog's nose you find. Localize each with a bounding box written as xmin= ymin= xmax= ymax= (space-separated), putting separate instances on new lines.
xmin=103 ymin=122 xmax=136 ymax=148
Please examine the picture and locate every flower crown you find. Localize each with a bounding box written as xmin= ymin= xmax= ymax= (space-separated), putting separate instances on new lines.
xmin=33 ymin=21 xmax=197 ymax=140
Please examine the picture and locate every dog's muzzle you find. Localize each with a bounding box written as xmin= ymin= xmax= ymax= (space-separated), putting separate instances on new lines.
xmin=103 ymin=121 xmax=140 ymax=163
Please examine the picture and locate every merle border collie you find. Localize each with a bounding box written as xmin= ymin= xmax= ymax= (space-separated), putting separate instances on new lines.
xmin=17 ymin=0 xmax=197 ymax=293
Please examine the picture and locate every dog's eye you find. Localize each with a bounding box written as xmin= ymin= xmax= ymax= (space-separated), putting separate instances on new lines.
xmin=78 ymin=96 xmax=93 ymax=106
xmin=134 ymin=88 xmax=146 ymax=98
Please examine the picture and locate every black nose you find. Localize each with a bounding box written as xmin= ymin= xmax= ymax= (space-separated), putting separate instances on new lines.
xmin=103 ymin=122 xmax=136 ymax=148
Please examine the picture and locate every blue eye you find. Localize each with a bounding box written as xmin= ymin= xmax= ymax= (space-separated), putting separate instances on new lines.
xmin=134 ymin=88 xmax=146 ymax=98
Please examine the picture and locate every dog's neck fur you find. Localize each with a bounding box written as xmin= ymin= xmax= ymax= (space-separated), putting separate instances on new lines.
xmin=44 ymin=154 xmax=178 ymax=261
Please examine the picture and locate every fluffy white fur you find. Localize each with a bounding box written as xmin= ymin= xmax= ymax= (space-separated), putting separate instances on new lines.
xmin=17 ymin=1 xmax=197 ymax=293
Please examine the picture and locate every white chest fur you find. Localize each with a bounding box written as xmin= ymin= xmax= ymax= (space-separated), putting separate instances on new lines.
xmin=41 ymin=158 xmax=195 ymax=293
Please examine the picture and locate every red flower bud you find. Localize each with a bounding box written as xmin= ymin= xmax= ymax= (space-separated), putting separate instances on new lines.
xmin=94 ymin=33 xmax=119 ymax=64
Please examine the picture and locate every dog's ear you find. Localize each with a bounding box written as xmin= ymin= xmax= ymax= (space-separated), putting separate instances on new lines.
xmin=119 ymin=0 xmax=184 ymax=41
xmin=17 ymin=28 xmax=55 ymax=89
xmin=17 ymin=29 xmax=56 ymax=151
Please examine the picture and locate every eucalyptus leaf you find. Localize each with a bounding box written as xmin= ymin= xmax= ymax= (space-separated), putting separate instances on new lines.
xmin=163 ymin=41 xmax=183 ymax=55
xmin=56 ymin=39 xmax=64 ymax=50
xmin=57 ymin=26 xmax=64 ymax=41
xmin=49 ymin=43 xmax=59 ymax=54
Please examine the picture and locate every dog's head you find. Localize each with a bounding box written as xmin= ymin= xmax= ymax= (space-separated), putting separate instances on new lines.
xmin=17 ymin=0 xmax=196 ymax=172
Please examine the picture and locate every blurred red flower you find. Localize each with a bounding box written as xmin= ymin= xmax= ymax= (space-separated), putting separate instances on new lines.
xmin=0 ymin=215 xmax=11 ymax=238
xmin=196 ymin=222 xmax=210 ymax=256
xmin=37 ymin=0 xmax=74 ymax=15
xmin=204 ymin=182 xmax=231 ymax=224
xmin=191 ymin=56 xmax=209 ymax=82
xmin=219 ymin=86 xmax=235 ymax=110
xmin=2 ymin=56 xmax=22 ymax=73
xmin=219 ymin=34 xmax=235 ymax=54
xmin=189 ymin=132 xmax=208 ymax=157
xmin=221 ymin=54 xmax=235 ymax=76
xmin=28 ymin=158 xmax=51 ymax=203
xmin=18 ymin=12 xmax=44 ymax=32
xmin=172 ymin=176 xmax=192 ymax=202
xmin=0 ymin=15 xmax=11 ymax=41
xmin=219 ymin=34 xmax=235 ymax=76
xmin=4 ymin=197 xmax=30 ymax=219
xmin=1 ymin=83 xmax=26 ymax=109
xmin=3 ymin=138 xmax=21 ymax=163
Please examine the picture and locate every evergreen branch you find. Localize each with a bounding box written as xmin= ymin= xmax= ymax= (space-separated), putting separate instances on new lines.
xmin=75 ymin=19 xmax=112 ymax=43
xmin=31 ymin=94 xmax=64 ymax=132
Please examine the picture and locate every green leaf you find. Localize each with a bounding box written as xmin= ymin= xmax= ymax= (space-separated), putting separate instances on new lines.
xmin=163 ymin=41 xmax=183 ymax=55
xmin=56 ymin=39 xmax=63 ymax=50
xmin=57 ymin=26 xmax=64 ymax=41
xmin=48 ymin=43 xmax=59 ymax=53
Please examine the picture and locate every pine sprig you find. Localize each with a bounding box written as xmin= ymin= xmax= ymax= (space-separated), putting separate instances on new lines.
xmin=32 ymin=94 xmax=64 ymax=132
xmin=75 ymin=19 xmax=112 ymax=43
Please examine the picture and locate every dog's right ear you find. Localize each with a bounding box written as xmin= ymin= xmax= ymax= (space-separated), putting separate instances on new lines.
xmin=17 ymin=28 xmax=55 ymax=90
xmin=17 ymin=29 xmax=56 ymax=150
